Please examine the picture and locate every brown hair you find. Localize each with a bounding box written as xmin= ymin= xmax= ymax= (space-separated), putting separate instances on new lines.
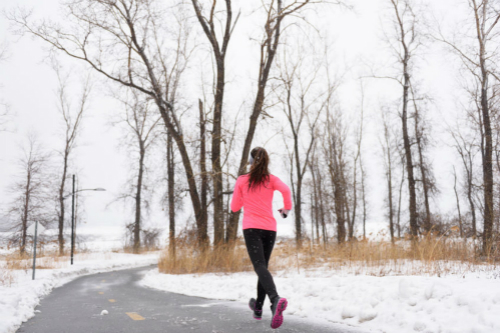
xmin=248 ymin=147 xmax=270 ymax=190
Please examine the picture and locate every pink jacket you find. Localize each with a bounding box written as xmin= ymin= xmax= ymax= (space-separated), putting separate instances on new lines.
xmin=230 ymin=174 xmax=293 ymax=231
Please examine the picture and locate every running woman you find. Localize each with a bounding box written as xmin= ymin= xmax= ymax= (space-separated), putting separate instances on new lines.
xmin=230 ymin=147 xmax=292 ymax=329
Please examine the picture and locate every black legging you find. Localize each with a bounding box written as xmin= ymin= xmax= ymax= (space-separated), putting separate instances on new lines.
xmin=243 ymin=228 xmax=278 ymax=308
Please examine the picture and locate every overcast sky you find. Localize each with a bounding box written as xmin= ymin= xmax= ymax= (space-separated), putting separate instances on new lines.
xmin=0 ymin=0 xmax=468 ymax=241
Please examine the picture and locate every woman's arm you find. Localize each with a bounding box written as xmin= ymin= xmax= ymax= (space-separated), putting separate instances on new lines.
xmin=273 ymin=176 xmax=293 ymax=210
xmin=230 ymin=177 xmax=244 ymax=212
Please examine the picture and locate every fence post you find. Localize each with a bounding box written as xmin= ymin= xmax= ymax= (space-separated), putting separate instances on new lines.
xmin=32 ymin=221 xmax=38 ymax=280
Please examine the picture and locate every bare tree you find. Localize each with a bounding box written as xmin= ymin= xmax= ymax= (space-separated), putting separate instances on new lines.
xmin=435 ymin=0 xmax=500 ymax=254
xmin=275 ymin=44 xmax=328 ymax=246
xmin=309 ymin=144 xmax=329 ymax=245
xmin=115 ymin=91 xmax=162 ymax=253
xmin=6 ymin=134 xmax=51 ymax=255
xmin=225 ymin=0 xmax=316 ymax=242
xmin=382 ymin=0 xmax=425 ymax=240
xmin=451 ymin=126 xmax=479 ymax=237
xmin=324 ymin=103 xmax=349 ymax=244
xmin=348 ymin=85 xmax=366 ymax=241
xmin=190 ymin=0 xmax=238 ymax=247
xmin=157 ymin=126 xmax=184 ymax=257
xmin=7 ymin=1 xmax=217 ymax=246
xmin=53 ymin=62 xmax=90 ymax=256
xmin=410 ymin=86 xmax=436 ymax=233
xmin=381 ymin=109 xmax=397 ymax=243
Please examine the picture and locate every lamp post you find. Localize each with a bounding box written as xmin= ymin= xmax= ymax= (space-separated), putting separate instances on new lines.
xmin=65 ymin=174 xmax=106 ymax=265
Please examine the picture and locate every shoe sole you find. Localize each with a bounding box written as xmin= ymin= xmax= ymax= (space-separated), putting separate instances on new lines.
xmin=271 ymin=298 xmax=288 ymax=329
xmin=249 ymin=300 xmax=262 ymax=320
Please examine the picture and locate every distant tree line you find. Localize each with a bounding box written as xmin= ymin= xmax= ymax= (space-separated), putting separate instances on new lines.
xmin=1 ymin=0 xmax=499 ymax=259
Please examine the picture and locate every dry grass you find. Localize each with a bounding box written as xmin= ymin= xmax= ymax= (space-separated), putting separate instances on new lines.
xmin=121 ymin=246 xmax=159 ymax=254
xmin=0 ymin=249 xmax=107 ymax=287
xmin=159 ymin=239 xmax=253 ymax=274
xmin=158 ymin=236 xmax=499 ymax=277
xmin=0 ymin=253 xmax=29 ymax=287
xmin=273 ymin=236 xmax=499 ymax=277
xmin=0 ymin=267 xmax=16 ymax=287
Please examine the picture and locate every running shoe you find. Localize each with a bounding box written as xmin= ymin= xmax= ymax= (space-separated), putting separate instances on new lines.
xmin=270 ymin=297 xmax=288 ymax=329
xmin=248 ymin=298 xmax=262 ymax=320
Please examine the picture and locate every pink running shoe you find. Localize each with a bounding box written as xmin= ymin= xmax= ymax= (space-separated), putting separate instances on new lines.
xmin=270 ymin=297 xmax=288 ymax=329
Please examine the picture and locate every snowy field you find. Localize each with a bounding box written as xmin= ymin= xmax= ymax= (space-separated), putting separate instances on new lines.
xmin=141 ymin=266 xmax=500 ymax=333
xmin=0 ymin=251 xmax=159 ymax=333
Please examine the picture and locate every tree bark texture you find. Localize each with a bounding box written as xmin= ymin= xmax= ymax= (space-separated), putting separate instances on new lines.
xmin=133 ymin=143 xmax=145 ymax=253
xmin=167 ymin=133 xmax=176 ymax=257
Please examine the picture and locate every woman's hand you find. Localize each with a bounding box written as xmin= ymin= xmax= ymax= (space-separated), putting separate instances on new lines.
xmin=278 ymin=208 xmax=291 ymax=219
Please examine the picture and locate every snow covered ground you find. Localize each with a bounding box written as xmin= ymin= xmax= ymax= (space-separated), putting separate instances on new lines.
xmin=0 ymin=251 xmax=159 ymax=333
xmin=141 ymin=266 xmax=500 ymax=333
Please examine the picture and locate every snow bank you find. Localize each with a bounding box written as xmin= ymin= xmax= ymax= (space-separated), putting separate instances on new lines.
xmin=141 ymin=268 xmax=500 ymax=333
xmin=0 ymin=252 xmax=159 ymax=333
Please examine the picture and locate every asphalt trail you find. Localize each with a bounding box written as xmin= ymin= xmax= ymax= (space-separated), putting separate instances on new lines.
xmin=17 ymin=266 xmax=364 ymax=333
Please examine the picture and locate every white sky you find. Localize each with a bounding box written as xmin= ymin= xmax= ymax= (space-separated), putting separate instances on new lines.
xmin=0 ymin=0 xmax=470 ymax=241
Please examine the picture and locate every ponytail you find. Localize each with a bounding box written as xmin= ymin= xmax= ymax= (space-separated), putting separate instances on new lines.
xmin=248 ymin=147 xmax=270 ymax=190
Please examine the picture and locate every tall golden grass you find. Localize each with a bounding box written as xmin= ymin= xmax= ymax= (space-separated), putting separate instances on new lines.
xmin=273 ymin=236 xmax=499 ymax=277
xmin=158 ymin=236 xmax=499 ymax=277
xmin=158 ymin=239 xmax=253 ymax=274
xmin=0 ymin=249 xmax=120 ymax=287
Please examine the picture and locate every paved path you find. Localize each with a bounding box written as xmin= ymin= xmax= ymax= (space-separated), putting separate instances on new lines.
xmin=17 ymin=266 xmax=364 ymax=333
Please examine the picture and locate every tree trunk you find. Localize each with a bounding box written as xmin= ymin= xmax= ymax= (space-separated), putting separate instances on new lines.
xmin=453 ymin=167 xmax=464 ymax=238
xmin=21 ymin=173 xmax=31 ymax=255
xmin=133 ymin=144 xmax=145 ymax=253
xmin=390 ymin=0 xmax=418 ymax=241
xmin=360 ymin=156 xmax=367 ymax=240
xmin=397 ymin=156 xmax=405 ymax=239
xmin=334 ymin=183 xmax=346 ymax=244
xmin=350 ymin=165 xmax=358 ymax=241
xmin=318 ymin=168 xmax=327 ymax=245
xmin=157 ymin=105 xmax=208 ymax=248
xmin=388 ymin=158 xmax=395 ymax=244
xmin=58 ymin=154 xmax=68 ymax=255
xmin=467 ymin=153 xmax=477 ymax=237
xmin=310 ymin=162 xmax=320 ymax=244
xmin=199 ymin=100 xmax=209 ymax=249
xmin=472 ymin=0 xmax=494 ymax=254
xmin=293 ymin=133 xmax=303 ymax=247
xmin=414 ymin=108 xmax=432 ymax=233
xmin=331 ymin=155 xmax=346 ymax=244
xmin=167 ymin=132 xmax=176 ymax=257
xmin=212 ymin=57 xmax=226 ymax=247
xmin=402 ymin=67 xmax=418 ymax=239
xmin=345 ymin=192 xmax=353 ymax=240
xmin=480 ymin=75 xmax=494 ymax=254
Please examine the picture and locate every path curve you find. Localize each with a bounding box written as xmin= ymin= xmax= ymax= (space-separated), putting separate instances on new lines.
xmin=17 ymin=266 xmax=365 ymax=333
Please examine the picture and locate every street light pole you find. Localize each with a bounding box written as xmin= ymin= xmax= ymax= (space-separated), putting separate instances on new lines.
xmin=63 ymin=176 xmax=105 ymax=265
xmin=71 ymin=174 xmax=75 ymax=265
